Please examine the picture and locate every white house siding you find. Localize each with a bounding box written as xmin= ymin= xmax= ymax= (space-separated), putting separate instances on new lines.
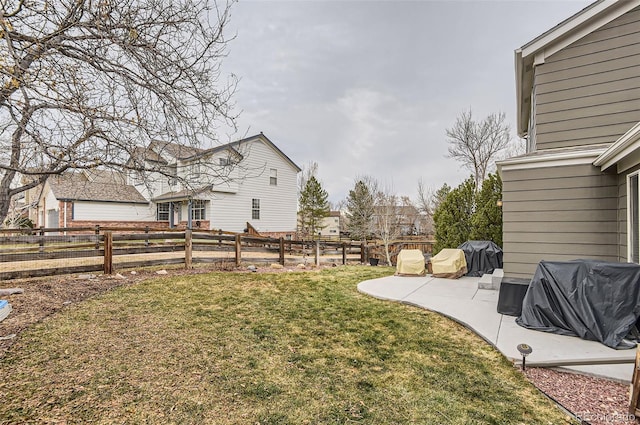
xmin=533 ymin=6 xmax=640 ymax=150
xmin=320 ymin=215 xmax=341 ymax=238
xmin=44 ymin=188 xmax=59 ymax=227
xmin=208 ymin=139 xmax=298 ymax=233
xmin=73 ymin=201 xmax=155 ymax=221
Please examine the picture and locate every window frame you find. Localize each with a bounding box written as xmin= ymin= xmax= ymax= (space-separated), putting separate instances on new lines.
xmin=270 ymin=168 xmax=277 ymax=186
xmin=157 ymin=202 xmax=170 ymax=221
xmin=191 ymin=200 xmax=206 ymax=220
xmin=252 ymin=198 xmax=260 ymax=220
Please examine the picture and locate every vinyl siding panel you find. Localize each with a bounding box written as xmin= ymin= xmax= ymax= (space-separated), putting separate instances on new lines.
xmin=501 ymin=163 xmax=618 ymax=279
xmin=531 ymin=7 xmax=640 ymax=150
xmin=536 ymin=122 xmax=637 ymax=147
xmin=73 ymin=201 xmax=155 ymax=221
xmin=209 ymin=139 xmax=298 ymax=233
xmin=536 ymin=76 xmax=640 ymax=105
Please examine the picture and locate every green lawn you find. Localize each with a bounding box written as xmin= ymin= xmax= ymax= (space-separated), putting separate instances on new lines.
xmin=0 ymin=266 xmax=573 ymax=424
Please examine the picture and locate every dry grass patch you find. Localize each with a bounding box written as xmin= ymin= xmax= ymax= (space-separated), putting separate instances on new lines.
xmin=0 ymin=267 xmax=574 ymax=424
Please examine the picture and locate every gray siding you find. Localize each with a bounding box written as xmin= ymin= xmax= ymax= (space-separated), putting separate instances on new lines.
xmin=533 ymin=6 xmax=640 ymax=150
xmin=502 ymin=163 xmax=618 ymax=279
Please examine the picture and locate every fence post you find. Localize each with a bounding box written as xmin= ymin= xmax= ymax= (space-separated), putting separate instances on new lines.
xmin=315 ymin=236 xmax=320 ymax=267
xmin=185 ymin=229 xmax=192 ymax=269
xmin=103 ymin=231 xmax=113 ymax=275
xmin=360 ymin=242 xmax=366 ymax=264
xmin=279 ymin=237 xmax=285 ymax=266
xmin=39 ymin=226 xmax=45 ymax=253
xmin=630 ymin=346 xmax=640 ymax=415
xmin=144 ymin=226 xmax=150 ymax=247
xmin=94 ymin=225 xmax=100 ymax=249
xmin=235 ymin=234 xmax=242 ymax=267
xmin=342 ymin=242 xmax=346 ymax=265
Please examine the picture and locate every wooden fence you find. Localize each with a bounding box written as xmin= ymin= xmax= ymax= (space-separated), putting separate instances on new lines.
xmin=0 ymin=226 xmax=434 ymax=280
xmin=0 ymin=227 xmax=367 ymax=280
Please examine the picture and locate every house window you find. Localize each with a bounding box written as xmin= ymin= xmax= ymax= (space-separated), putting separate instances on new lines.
xmin=629 ymin=173 xmax=640 ymax=263
xmin=270 ymin=168 xmax=277 ymax=186
xmin=252 ymin=198 xmax=260 ymax=220
xmin=157 ymin=202 xmax=170 ymax=221
xmin=191 ymin=163 xmax=201 ymax=180
xmin=220 ymin=157 xmax=231 ymax=166
xmin=191 ymin=200 xmax=206 ymax=220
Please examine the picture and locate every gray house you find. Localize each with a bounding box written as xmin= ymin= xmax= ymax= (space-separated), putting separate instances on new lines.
xmin=498 ymin=0 xmax=640 ymax=279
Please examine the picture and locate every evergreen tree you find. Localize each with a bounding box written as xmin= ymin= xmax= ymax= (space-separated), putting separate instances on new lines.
xmin=346 ymin=180 xmax=375 ymax=242
xmin=298 ymin=176 xmax=330 ymax=237
xmin=470 ymin=173 xmax=503 ymax=246
xmin=432 ymin=177 xmax=476 ymax=253
xmin=432 ymin=183 xmax=452 ymax=213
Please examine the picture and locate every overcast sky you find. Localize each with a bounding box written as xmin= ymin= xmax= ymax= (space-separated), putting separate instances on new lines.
xmin=220 ymin=0 xmax=592 ymax=204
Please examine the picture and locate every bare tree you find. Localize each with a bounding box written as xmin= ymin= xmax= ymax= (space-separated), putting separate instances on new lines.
xmin=500 ymin=135 xmax=527 ymax=159
xmin=0 ymin=0 xmax=238 ymax=223
xmin=446 ymin=109 xmax=511 ymax=188
xmin=297 ymin=161 xmax=318 ymax=198
xmin=372 ymin=183 xmax=402 ymax=266
xmin=417 ymin=178 xmax=451 ymax=236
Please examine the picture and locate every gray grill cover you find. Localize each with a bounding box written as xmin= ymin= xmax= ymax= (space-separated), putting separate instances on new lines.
xmin=516 ymin=259 xmax=640 ymax=349
xmin=457 ymin=241 xmax=503 ymax=277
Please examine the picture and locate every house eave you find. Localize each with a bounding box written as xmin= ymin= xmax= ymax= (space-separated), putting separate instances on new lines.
xmin=594 ymin=122 xmax=640 ymax=172
xmin=58 ymin=198 xmax=149 ymax=205
xmin=497 ymin=146 xmax=608 ymax=172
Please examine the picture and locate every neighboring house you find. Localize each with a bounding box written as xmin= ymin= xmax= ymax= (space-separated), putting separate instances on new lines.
xmin=319 ymin=211 xmax=341 ymax=238
xmin=27 ymin=170 xmax=151 ymax=229
xmin=28 ymin=133 xmax=301 ymax=235
xmin=372 ymin=203 xmax=428 ymax=237
xmin=497 ymin=0 xmax=640 ymax=279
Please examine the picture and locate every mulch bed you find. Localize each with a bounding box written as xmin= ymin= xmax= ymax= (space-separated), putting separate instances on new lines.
xmin=0 ymin=267 xmax=637 ymax=424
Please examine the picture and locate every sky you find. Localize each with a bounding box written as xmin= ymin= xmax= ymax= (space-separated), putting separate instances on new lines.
xmin=219 ymin=0 xmax=593 ymax=204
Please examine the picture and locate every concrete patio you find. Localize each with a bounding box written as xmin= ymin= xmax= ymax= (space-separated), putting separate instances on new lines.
xmin=357 ymin=274 xmax=636 ymax=382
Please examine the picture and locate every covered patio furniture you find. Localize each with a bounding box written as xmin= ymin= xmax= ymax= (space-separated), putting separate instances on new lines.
xmin=396 ymin=249 xmax=426 ymax=276
xmin=430 ymin=249 xmax=467 ymax=279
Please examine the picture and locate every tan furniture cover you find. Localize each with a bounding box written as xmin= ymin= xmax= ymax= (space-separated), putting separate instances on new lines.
xmin=396 ymin=249 xmax=426 ymax=276
xmin=430 ymin=249 xmax=468 ymax=279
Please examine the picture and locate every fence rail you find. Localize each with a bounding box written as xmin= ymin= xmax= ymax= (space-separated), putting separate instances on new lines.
xmin=0 ymin=226 xmax=434 ymax=280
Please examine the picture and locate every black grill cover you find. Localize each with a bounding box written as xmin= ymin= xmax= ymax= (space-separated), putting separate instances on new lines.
xmin=516 ymin=259 xmax=640 ymax=349
xmin=457 ymin=241 xmax=503 ymax=277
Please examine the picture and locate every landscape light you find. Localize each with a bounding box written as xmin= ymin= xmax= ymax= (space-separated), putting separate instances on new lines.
xmin=517 ymin=343 xmax=532 ymax=371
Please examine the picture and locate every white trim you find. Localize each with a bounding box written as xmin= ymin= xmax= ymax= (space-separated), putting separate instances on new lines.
xmin=520 ymin=0 xmax=633 ymax=59
xmin=593 ymin=122 xmax=640 ymax=171
xmin=627 ymin=171 xmax=640 ymax=263
xmin=497 ymin=147 xmax=607 ymax=171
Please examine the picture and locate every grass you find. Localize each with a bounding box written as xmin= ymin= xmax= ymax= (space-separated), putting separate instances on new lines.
xmin=0 ymin=266 xmax=574 ymax=424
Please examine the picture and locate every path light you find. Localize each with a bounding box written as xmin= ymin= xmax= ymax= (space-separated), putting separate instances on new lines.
xmin=496 ymin=199 xmax=503 ymax=207
xmin=517 ymin=343 xmax=532 ymax=371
